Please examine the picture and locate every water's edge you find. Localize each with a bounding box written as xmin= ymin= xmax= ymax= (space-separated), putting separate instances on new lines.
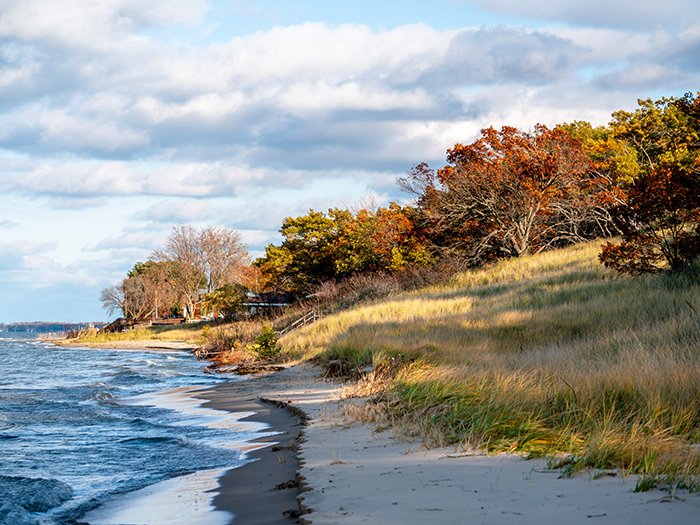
xmin=0 ymin=337 xmax=280 ymax=525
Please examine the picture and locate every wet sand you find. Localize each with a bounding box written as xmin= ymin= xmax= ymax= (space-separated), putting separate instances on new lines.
xmin=198 ymin=381 xmax=305 ymax=525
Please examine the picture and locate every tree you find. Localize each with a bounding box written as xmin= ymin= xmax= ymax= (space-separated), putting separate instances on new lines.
xmin=600 ymin=164 xmax=700 ymax=273
xmin=599 ymin=92 xmax=700 ymax=274
xmin=157 ymin=225 xmax=248 ymax=294
xmin=200 ymin=283 xmax=248 ymax=320
xmin=559 ymin=120 xmax=640 ymax=184
xmin=610 ymin=92 xmax=700 ymax=172
xmin=402 ymin=125 xmax=617 ymax=263
xmin=100 ymin=261 xmax=181 ymax=320
xmin=334 ymin=203 xmax=432 ymax=274
xmin=255 ymin=209 xmax=351 ymax=294
xmin=154 ymin=225 xmax=248 ymax=318
xmin=100 ymin=285 xmax=126 ymax=317
xmin=255 ymin=205 xmax=433 ymax=294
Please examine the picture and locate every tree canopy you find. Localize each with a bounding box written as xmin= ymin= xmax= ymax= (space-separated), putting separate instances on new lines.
xmin=102 ymin=225 xmax=248 ymax=320
xmin=401 ymin=124 xmax=619 ymax=264
xmin=254 ymin=205 xmax=433 ymax=294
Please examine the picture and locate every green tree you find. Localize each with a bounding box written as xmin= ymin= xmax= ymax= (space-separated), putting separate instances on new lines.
xmin=610 ymin=92 xmax=700 ymax=172
xmin=255 ymin=209 xmax=351 ymax=294
xmin=200 ymin=283 xmax=248 ymax=320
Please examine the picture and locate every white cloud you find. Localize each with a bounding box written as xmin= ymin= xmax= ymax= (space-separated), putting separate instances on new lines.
xmin=0 ymin=0 xmax=209 ymax=49
xmin=5 ymin=160 xmax=273 ymax=198
xmin=460 ymin=0 xmax=700 ymax=31
xmin=134 ymin=199 xmax=227 ymax=223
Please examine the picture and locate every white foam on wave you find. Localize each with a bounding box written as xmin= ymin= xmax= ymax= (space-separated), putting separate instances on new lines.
xmin=84 ymin=469 xmax=232 ymax=525
xmin=126 ymin=385 xmax=277 ymax=451
xmin=86 ymin=384 xmax=278 ymax=524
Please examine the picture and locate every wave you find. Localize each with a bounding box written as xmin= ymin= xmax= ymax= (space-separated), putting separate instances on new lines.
xmin=91 ymin=390 xmax=120 ymax=406
xmin=108 ymin=368 xmax=163 ymax=386
xmin=0 ymin=475 xmax=73 ymax=525
xmin=118 ymin=435 xmax=191 ymax=446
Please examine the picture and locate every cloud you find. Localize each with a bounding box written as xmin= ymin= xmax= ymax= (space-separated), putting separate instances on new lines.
xmin=0 ymin=0 xmax=209 ymax=49
xmin=133 ymin=199 xmax=227 ymax=223
xmin=93 ymin=231 xmax=166 ymax=252
xmin=593 ymin=27 xmax=700 ymax=90
xmin=460 ymin=0 xmax=700 ymax=31
xmin=421 ymin=27 xmax=581 ymax=87
xmin=0 ymin=219 xmax=18 ymax=228
xmin=0 ymin=240 xmax=54 ymax=271
xmin=5 ymin=160 xmax=274 ymax=198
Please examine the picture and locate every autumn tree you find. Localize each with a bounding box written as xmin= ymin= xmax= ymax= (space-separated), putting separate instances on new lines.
xmin=334 ymin=203 xmax=432 ymax=274
xmin=152 ymin=225 xmax=248 ymax=318
xmin=559 ymin=120 xmax=639 ymax=184
xmin=156 ymin=225 xmax=247 ymax=294
xmin=600 ymin=91 xmax=700 ymax=274
xmin=610 ymin=92 xmax=700 ymax=172
xmin=101 ymin=225 xmax=249 ymax=320
xmin=100 ymin=261 xmax=179 ymax=319
xmin=600 ymin=164 xmax=700 ymax=273
xmin=255 ymin=205 xmax=433 ymax=294
xmin=402 ymin=125 xmax=618 ymax=263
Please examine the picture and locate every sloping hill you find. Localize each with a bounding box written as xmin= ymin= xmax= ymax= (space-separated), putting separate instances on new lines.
xmin=281 ymin=241 xmax=700 ymax=482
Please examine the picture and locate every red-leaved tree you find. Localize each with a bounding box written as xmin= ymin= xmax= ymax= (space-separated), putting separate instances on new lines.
xmin=600 ymin=164 xmax=700 ymax=273
xmin=402 ymin=125 xmax=619 ymax=263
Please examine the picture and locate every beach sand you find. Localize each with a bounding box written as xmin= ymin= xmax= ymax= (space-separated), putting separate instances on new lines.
xmin=221 ymin=362 xmax=700 ymax=525
xmin=68 ymin=343 xmax=700 ymax=524
xmin=198 ymin=386 xmax=304 ymax=525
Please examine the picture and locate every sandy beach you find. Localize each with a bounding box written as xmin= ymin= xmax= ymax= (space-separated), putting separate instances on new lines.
xmin=59 ymin=341 xmax=700 ymax=524
xmin=206 ymin=362 xmax=700 ymax=525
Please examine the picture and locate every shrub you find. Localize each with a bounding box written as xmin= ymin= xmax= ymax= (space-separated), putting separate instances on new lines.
xmin=250 ymin=324 xmax=280 ymax=361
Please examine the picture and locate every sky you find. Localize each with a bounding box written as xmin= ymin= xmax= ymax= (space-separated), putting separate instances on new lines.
xmin=1 ymin=0 xmax=699 ymax=322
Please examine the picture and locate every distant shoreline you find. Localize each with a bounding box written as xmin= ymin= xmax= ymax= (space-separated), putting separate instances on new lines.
xmin=53 ymin=339 xmax=198 ymax=351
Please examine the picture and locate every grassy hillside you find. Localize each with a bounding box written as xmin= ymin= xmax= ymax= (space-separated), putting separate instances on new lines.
xmin=280 ymin=241 xmax=700 ymax=484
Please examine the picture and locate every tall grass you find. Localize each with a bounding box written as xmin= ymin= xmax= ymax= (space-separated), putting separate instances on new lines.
xmin=69 ymin=321 xmax=209 ymax=344
xmin=280 ymin=241 xmax=700 ymax=479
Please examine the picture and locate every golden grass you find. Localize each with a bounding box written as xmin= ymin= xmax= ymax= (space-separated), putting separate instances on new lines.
xmin=280 ymin=241 xmax=700 ymax=481
xmin=70 ymin=322 xmax=209 ymax=345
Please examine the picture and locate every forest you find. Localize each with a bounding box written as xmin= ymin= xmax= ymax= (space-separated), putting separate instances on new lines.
xmin=101 ymin=91 xmax=700 ymax=322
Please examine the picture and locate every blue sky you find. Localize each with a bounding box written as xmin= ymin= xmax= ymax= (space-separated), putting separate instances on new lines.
xmin=1 ymin=0 xmax=698 ymax=322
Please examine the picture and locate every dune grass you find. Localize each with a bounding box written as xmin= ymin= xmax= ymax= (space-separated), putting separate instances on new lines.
xmin=69 ymin=321 xmax=209 ymax=345
xmin=280 ymin=241 xmax=700 ymax=483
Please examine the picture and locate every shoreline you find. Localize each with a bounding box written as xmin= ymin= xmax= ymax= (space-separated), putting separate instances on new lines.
xmin=59 ymin=338 xmax=304 ymax=524
xmin=197 ymin=381 xmax=304 ymax=524
xmin=53 ymin=339 xmax=700 ymax=523
xmin=52 ymin=339 xmax=199 ymax=351
xmin=229 ymin=363 xmax=700 ymax=525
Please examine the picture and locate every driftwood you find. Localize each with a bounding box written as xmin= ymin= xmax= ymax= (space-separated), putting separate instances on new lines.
xmin=204 ymin=363 xmax=285 ymax=375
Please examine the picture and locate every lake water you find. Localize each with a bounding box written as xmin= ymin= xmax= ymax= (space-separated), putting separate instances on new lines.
xmin=0 ymin=334 xmax=265 ymax=525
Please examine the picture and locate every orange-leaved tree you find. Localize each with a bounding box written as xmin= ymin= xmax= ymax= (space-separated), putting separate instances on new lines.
xmin=402 ymin=125 xmax=618 ymax=263
xmin=600 ymin=163 xmax=700 ymax=273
